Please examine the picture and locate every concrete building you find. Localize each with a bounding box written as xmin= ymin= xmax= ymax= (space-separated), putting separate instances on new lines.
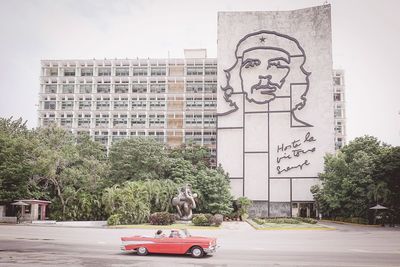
xmin=38 ymin=56 xmax=345 ymax=154
xmin=217 ymin=5 xmax=335 ymax=217
xmin=38 ymin=5 xmax=346 ymax=218
xmin=39 ymin=49 xmax=218 ymax=163
xmin=333 ymin=69 xmax=346 ymax=149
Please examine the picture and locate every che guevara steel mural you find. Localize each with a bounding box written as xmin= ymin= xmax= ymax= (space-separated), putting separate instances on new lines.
xmin=218 ymin=30 xmax=317 ymax=178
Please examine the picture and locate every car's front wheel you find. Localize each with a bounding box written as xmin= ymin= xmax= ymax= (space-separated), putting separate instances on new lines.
xmin=137 ymin=247 xmax=148 ymax=256
xmin=190 ymin=246 xmax=204 ymax=258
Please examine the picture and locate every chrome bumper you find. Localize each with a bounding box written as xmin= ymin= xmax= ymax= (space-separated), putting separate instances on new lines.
xmin=204 ymin=245 xmax=217 ymax=254
xmin=120 ymin=245 xmax=126 ymax=251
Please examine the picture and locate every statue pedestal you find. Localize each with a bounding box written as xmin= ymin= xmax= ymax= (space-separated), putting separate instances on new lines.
xmin=175 ymin=220 xmax=192 ymax=225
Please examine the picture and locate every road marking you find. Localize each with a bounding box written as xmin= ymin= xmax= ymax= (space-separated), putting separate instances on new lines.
xmin=349 ymin=249 xmax=370 ymax=253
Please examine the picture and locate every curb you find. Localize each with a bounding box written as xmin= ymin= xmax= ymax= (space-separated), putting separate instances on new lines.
xmin=108 ymin=224 xmax=221 ymax=230
xmin=246 ymin=219 xmax=336 ymax=231
xmin=320 ymin=220 xmax=380 ymax=227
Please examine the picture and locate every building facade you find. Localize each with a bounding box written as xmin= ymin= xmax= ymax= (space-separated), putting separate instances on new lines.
xmin=38 ymin=49 xmax=218 ymax=163
xmin=38 ymin=7 xmax=346 ymax=218
xmin=217 ymin=5 xmax=335 ymax=217
xmin=333 ymin=69 xmax=346 ymax=149
xmin=38 ymin=57 xmax=345 ymax=154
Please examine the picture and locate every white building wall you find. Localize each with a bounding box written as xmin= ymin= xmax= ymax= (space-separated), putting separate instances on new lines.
xmin=217 ymin=5 xmax=335 ymax=217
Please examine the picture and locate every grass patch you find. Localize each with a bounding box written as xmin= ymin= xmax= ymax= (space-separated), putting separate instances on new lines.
xmin=247 ymin=219 xmax=334 ymax=230
xmin=108 ymin=223 xmax=220 ymax=230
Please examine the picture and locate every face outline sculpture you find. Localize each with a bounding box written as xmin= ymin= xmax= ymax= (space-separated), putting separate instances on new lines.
xmin=240 ymin=48 xmax=291 ymax=104
xmin=219 ymin=30 xmax=311 ymax=121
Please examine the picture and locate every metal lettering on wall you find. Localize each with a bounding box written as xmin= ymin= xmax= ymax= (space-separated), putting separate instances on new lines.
xmin=218 ymin=30 xmax=317 ymax=177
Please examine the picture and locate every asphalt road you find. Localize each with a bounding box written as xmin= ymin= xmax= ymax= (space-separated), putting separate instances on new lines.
xmin=0 ymin=222 xmax=399 ymax=267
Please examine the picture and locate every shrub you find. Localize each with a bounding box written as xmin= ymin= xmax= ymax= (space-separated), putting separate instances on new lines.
xmin=107 ymin=214 xmax=122 ymax=225
xmin=263 ymin=218 xmax=300 ymax=224
xmin=297 ymin=217 xmax=317 ymax=224
xmin=358 ymin=218 xmax=369 ymax=224
xmin=204 ymin=213 xmax=214 ymax=224
xmin=149 ymin=212 xmax=176 ymax=225
xmin=350 ymin=217 xmax=359 ymax=224
xmin=213 ymin=214 xmax=223 ymax=226
xmin=253 ymin=218 xmax=265 ymax=225
xmin=192 ymin=214 xmax=211 ymax=226
xmin=253 ymin=217 xmax=319 ymax=225
xmin=236 ymin=197 xmax=252 ymax=219
xmin=335 ymin=217 xmax=344 ymax=222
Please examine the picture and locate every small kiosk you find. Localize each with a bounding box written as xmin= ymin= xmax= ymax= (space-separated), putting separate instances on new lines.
xmin=13 ymin=199 xmax=51 ymax=222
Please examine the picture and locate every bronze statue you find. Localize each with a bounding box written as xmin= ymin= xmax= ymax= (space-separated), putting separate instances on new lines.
xmin=171 ymin=184 xmax=198 ymax=220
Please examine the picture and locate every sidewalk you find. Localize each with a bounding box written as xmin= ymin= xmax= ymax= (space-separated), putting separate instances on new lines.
xmin=221 ymin=221 xmax=254 ymax=231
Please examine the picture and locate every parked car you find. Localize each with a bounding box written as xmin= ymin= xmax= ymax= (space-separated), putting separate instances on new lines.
xmin=120 ymin=229 xmax=217 ymax=258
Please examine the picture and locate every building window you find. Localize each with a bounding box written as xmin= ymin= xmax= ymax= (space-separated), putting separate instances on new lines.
xmin=62 ymin=84 xmax=74 ymax=94
xmin=95 ymin=114 xmax=109 ymax=127
xmin=98 ymin=67 xmax=111 ymax=76
xmin=149 ymin=114 xmax=165 ymax=127
xmin=186 ymin=66 xmax=203 ymax=76
xmin=64 ymin=68 xmax=76 ymax=76
xmin=185 ymin=114 xmax=202 ymax=126
xmin=97 ymin=84 xmax=110 ymax=93
xmin=132 ymin=67 xmax=148 ymax=76
xmin=204 ymin=66 xmax=217 ymax=76
xmin=203 ymin=114 xmax=216 ymax=127
xmin=132 ymin=84 xmax=147 ymax=93
xmin=131 ymin=114 xmax=146 ymax=126
xmin=186 ymin=97 xmax=203 ymax=109
xmin=148 ymin=131 xmax=164 ymax=142
xmin=61 ymin=99 xmax=74 ymax=110
xmin=77 ymin=114 xmax=91 ymax=128
xmin=60 ymin=116 xmax=73 ymax=127
xmin=151 ymin=67 xmax=166 ymax=76
xmin=49 ymin=68 xmax=58 ymax=76
xmin=150 ymin=84 xmax=166 ymax=93
xmin=45 ymin=85 xmax=57 ymax=94
xmin=204 ymin=97 xmax=216 ymax=109
xmin=113 ymin=115 xmax=128 ymax=127
xmin=185 ymin=131 xmax=202 ymax=144
xmin=204 ymin=83 xmax=217 ymax=93
xmin=94 ymin=131 xmax=109 ymax=145
xmin=186 ymin=83 xmax=203 ymax=93
xmin=149 ymin=97 xmax=166 ymax=109
xmin=333 ymin=77 xmax=341 ymax=86
xmin=131 ymin=97 xmax=147 ymax=110
xmin=81 ymin=68 xmax=93 ymax=76
xmin=203 ymin=131 xmax=216 ymax=144
xmin=115 ymin=84 xmax=129 ymax=94
xmin=96 ymin=99 xmax=110 ymax=110
xmin=115 ymin=67 xmax=129 ymax=76
xmin=44 ymin=101 xmax=56 ymax=110
xmin=79 ymin=84 xmax=92 ymax=94
xmin=78 ymin=97 xmax=92 ymax=110
xmin=113 ymin=98 xmax=129 ymax=110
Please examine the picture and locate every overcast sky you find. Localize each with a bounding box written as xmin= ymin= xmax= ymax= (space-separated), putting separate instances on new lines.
xmin=0 ymin=0 xmax=399 ymax=145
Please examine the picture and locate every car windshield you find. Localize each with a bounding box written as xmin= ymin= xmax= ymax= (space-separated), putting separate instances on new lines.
xmin=169 ymin=229 xmax=191 ymax=238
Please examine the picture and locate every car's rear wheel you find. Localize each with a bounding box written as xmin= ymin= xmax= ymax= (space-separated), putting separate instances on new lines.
xmin=190 ymin=246 xmax=204 ymax=258
xmin=137 ymin=247 xmax=148 ymax=256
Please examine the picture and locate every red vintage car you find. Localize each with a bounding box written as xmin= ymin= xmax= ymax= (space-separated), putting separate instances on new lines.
xmin=121 ymin=229 xmax=217 ymax=258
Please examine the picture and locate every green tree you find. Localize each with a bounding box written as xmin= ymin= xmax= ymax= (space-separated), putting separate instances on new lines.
xmin=0 ymin=117 xmax=35 ymax=202
xmin=169 ymin=142 xmax=211 ymax=168
xmin=373 ymin=146 xmax=400 ymax=218
xmin=31 ymin=127 xmax=108 ymax=220
xmin=313 ymin=136 xmax=397 ymax=219
xmin=108 ymin=138 xmax=170 ymax=183
xmin=190 ymin=168 xmax=233 ymax=215
xmin=102 ymin=179 xmax=178 ymax=225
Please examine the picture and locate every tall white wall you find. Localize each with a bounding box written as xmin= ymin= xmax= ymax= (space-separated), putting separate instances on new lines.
xmin=217 ymin=5 xmax=334 ymax=216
